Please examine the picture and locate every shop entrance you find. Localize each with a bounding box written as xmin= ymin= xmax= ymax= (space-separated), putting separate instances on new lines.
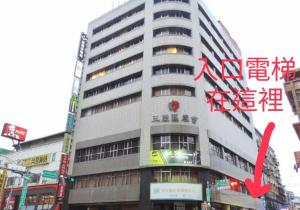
xmin=153 ymin=202 xmax=199 ymax=210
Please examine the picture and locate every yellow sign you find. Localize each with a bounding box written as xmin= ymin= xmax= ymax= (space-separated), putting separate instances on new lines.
xmin=21 ymin=154 xmax=49 ymax=167
xmin=62 ymin=133 xmax=72 ymax=153
xmin=150 ymin=150 xmax=165 ymax=165
xmin=0 ymin=169 xmax=7 ymax=195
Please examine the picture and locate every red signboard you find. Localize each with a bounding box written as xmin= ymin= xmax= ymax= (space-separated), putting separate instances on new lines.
xmin=59 ymin=154 xmax=68 ymax=176
xmin=56 ymin=183 xmax=66 ymax=199
xmin=1 ymin=123 xmax=27 ymax=141
xmin=295 ymin=151 xmax=300 ymax=168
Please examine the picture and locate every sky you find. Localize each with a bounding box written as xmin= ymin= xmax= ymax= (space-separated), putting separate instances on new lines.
xmin=0 ymin=0 xmax=299 ymax=196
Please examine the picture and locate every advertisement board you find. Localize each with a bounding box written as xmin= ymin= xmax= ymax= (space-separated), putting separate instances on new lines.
xmin=21 ymin=154 xmax=49 ymax=167
xmin=150 ymin=150 xmax=200 ymax=165
xmin=1 ymin=123 xmax=27 ymax=141
xmin=150 ymin=183 xmax=202 ymax=201
xmin=59 ymin=154 xmax=69 ymax=176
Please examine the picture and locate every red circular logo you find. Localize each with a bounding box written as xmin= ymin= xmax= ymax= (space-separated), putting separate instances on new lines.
xmin=169 ymin=100 xmax=180 ymax=112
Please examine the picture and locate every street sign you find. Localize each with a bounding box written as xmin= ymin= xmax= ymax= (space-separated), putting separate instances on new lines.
xmin=215 ymin=179 xmax=230 ymax=190
xmin=42 ymin=170 xmax=58 ymax=179
xmin=18 ymin=175 xmax=30 ymax=209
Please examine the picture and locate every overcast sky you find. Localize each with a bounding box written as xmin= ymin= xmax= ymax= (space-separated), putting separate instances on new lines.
xmin=0 ymin=0 xmax=299 ymax=196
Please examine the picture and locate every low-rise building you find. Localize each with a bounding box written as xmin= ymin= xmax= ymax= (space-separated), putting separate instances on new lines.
xmin=255 ymin=129 xmax=287 ymax=210
xmin=0 ymin=132 xmax=65 ymax=210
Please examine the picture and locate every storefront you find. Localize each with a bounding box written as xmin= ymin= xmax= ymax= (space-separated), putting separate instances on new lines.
xmin=1 ymin=183 xmax=60 ymax=210
xmin=150 ymin=183 xmax=202 ymax=210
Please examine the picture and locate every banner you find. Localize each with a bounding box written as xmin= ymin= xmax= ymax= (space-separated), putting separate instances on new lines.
xmin=150 ymin=150 xmax=200 ymax=165
xmin=62 ymin=133 xmax=72 ymax=154
xmin=59 ymin=154 xmax=69 ymax=176
xmin=150 ymin=183 xmax=202 ymax=201
xmin=21 ymin=154 xmax=49 ymax=167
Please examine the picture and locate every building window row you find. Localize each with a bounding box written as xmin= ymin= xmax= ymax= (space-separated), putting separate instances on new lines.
xmin=203 ymin=62 xmax=250 ymax=124
xmin=153 ymin=27 xmax=191 ymax=38
xmin=198 ymin=4 xmax=240 ymax=63
xmin=201 ymin=35 xmax=245 ymax=92
xmin=75 ymin=138 xmax=139 ymax=163
xmin=152 ymin=134 xmax=196 ymax=151
xmin=86 ymin=53 xmax=143 ymax=81
xmin=88 ymin=35 xmax=144 ymax=65
xmin=93 ymin=4 xmax=145 ymax=35
xmin=199 ymin=20 xmax=241 ymax=78
xmin=205 ymin=90 xmax=253 ymax=139
xmin=73 ymin=170 xmax=140 ymax=189
xmin=154 ymin=10 xmax=190 ymax=20
xmin=153 ymin=168 xmax=197 ymax=183
xmin=81 ymin=92 xmax=142 ymax=117
xmin=153 ymin=45 xmax=192 ymax=56
xmin=91 ymin=19 xmax=144 ymax=50
xmin=153 ymin=85 xmax=195 ymax=97
xmin=153 ymin=64 xmax=194 ymax=76
xmin=154 ymin=0 xmax=189 ymax=4
xmin=209 ymin=139 xmax=254 ymax=174
xmin=84 ymin=71 xmax=142 ymax=99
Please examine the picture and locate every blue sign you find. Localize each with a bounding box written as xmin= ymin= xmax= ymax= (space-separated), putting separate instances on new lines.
xmin=66 ymin=113 xmax=76 ymax=131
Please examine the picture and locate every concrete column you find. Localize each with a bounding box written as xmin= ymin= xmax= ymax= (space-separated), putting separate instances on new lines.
xmin=139 ymin=169 xmax=153 ymax=210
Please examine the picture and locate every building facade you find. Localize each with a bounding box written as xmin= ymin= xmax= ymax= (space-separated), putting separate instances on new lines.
xmin=284 ymin=67 xmax=300 ymax=142
xmin=255 ymin=129 xmax=287 ymax=210
xmin=0 ymin=132 xmax=65 ymax=210
xmin=68 ymin=0 xmax=263 ymax=209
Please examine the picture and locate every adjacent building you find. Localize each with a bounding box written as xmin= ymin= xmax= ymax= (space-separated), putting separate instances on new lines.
xmin=0 ymin=132 xmax=65 ymax=210
xmin=292 ymin=196 xmax=300 ymax=210
xmin=284 ymin=67 xmax=300 ymax=141
xmin=255 ymin=129 xmax=287 ymax=210
xmin=68 ymin=0 xmax=264 ymax=209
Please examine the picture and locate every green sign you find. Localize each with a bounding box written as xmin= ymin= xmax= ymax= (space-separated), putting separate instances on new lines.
xmin=215 ymin=179 xmax=228 ymax=187
xmin=19 ymin=175 xmax=30 ymax=209
xmin=42 ymin=170 xmax=58 ymax=179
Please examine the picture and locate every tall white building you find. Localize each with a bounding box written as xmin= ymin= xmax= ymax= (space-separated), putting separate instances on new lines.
xmin=68 ymin=0 xmax=263 ymax=209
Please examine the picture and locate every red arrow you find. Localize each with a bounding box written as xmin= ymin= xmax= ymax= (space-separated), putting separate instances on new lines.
xmin=245 ymin=122 xmax=275 ymax=198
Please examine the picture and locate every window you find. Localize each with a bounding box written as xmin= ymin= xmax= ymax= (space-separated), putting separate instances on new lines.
xmin=153 ymin=64 xmax=194 ymax=75
xmin=75 ymin=138 xmax=139 ymax=163
xmin=152 ymin=86 xmax=195 ymax=97
xmin=91 ymin=19 xmax=144 ymax=49
xmin=153 ymin=168 xmax=197 ymax=183
xmin=153 ymin=27 xmax=191 ymax=38
xmin=238 ymin=157 xmax=248 ymax=172
xmin=153 ymin=45 xmax=192 ymax=56
xmin=209 ymin=140 xmax=223 ymax=159
xmin=93 ymin=4 xmax=145 ymax=35
xmin=154 ymin=10 xmax=190 ymax=20
xmin=73 ymin=170 xmax=140 ymax=189
xmin=81 ymin=92 xmax=142 ymax=117
xmin=84 ymin=72 xmax=142 ymax=98
xmin=153 ymin=134 xmax=196 ymax=151
xmin=224 ymin=148 xmax=237 ymax=166
xmin=86 ymin=53 xmax=143 ymax=81
xmin=51 ymin=153 xmax=56 ymax=162
xmin=88 ymin=35 xmax=144 ymax=65
xmin=154 ymin=0 xmax=189 ymax=4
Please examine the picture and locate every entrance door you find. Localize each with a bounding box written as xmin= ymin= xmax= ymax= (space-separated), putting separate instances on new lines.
xmin=174 ymin=202 xmax=185 ymax=210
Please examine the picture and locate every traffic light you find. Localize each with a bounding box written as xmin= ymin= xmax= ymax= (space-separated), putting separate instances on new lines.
xmin=229 ymin=178 xmax=240 ymax=191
